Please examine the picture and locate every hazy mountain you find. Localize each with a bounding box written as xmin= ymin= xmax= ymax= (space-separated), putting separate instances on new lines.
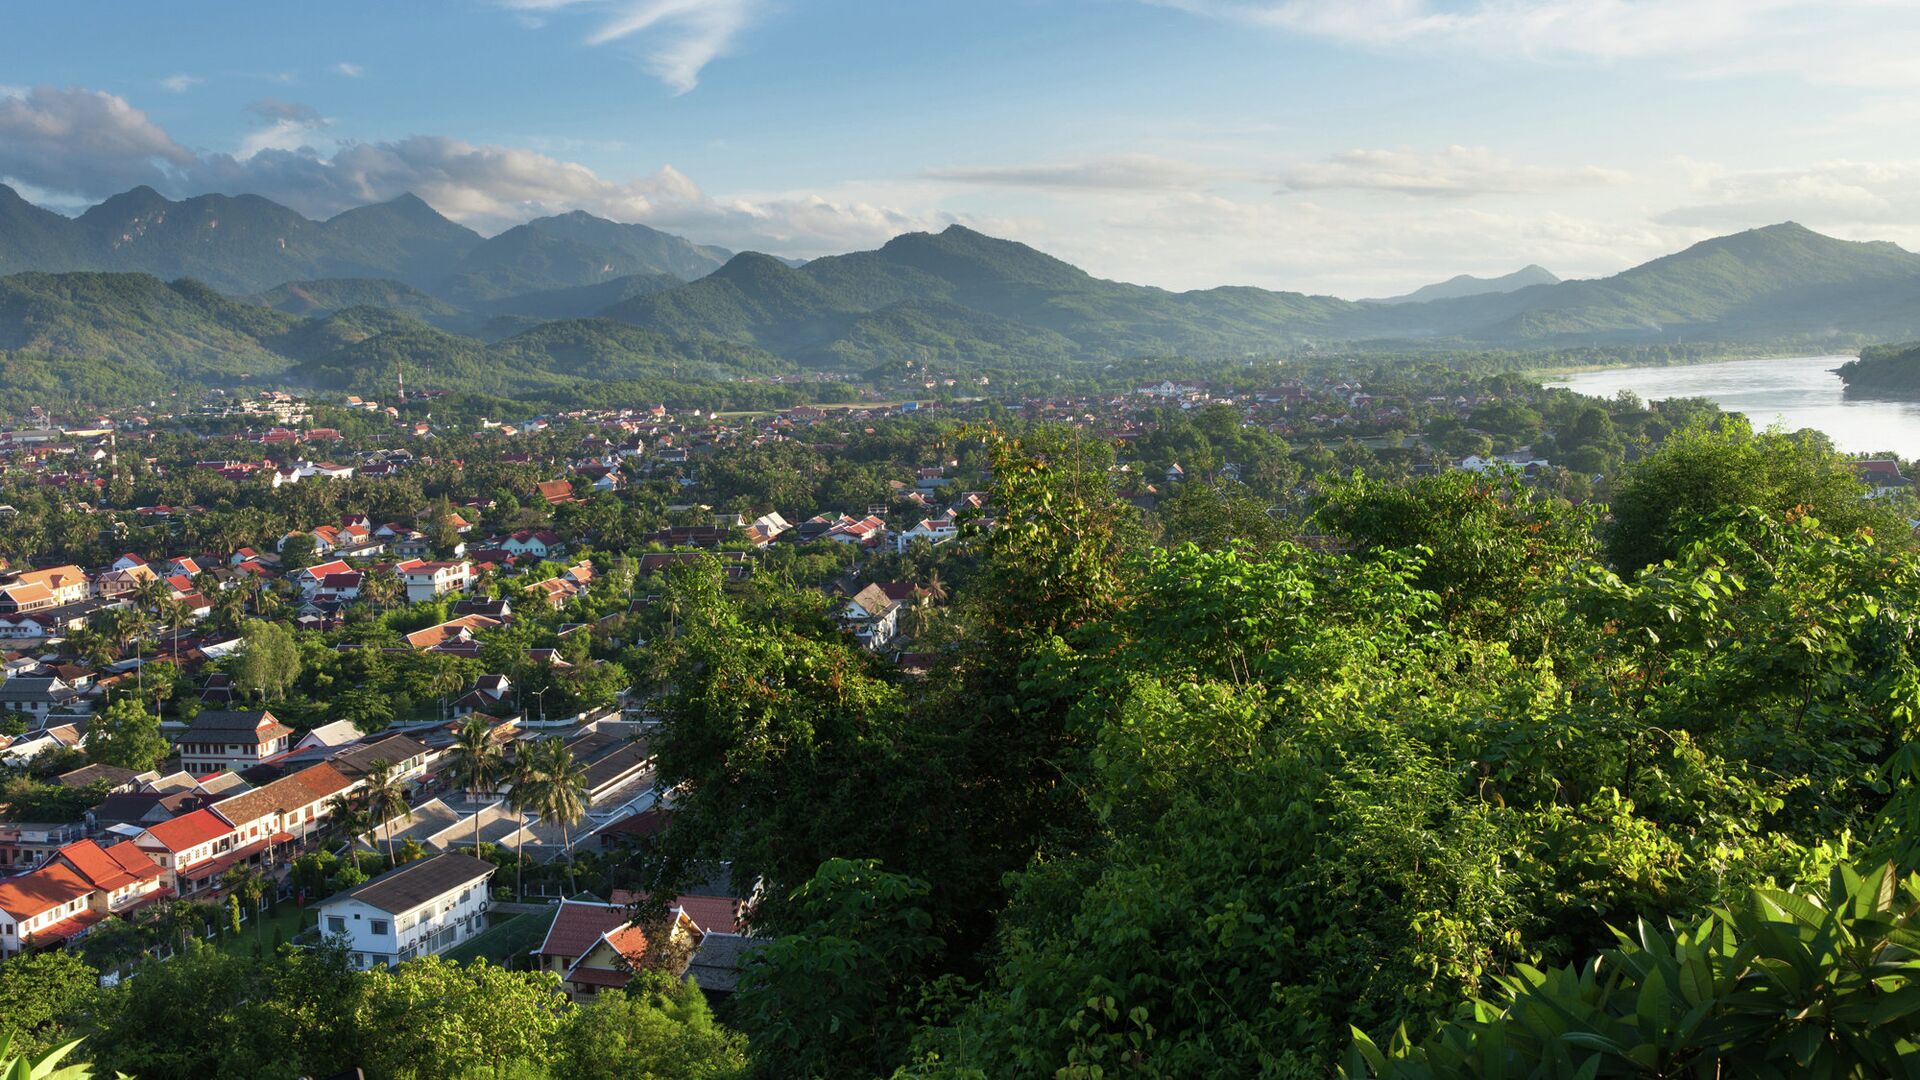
xmin=475 ymin=272 xmax=685 ymax=321
xmin=8 ymin=218 xmax=1920 ymax=406
xmin=248 ymin=278 xmax=468 ymax=323
xmin=0 ymin=184 xmax=734 ymax=299
xmin=600 ymin=226 xmax=1359 ymax=365
xmin=436 ymin=211 xmax=732 ymax=302
xmin=600 ymin=221 xmax=1920 ymax=363
xmin=1369 ymin=265 xmax=1560 ymax=304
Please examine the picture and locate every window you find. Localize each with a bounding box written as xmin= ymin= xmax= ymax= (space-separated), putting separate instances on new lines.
xmin=370 ymin=920 xmax=389 ymax=936
xmin=327 ymin=916 xmax=347 ymax=934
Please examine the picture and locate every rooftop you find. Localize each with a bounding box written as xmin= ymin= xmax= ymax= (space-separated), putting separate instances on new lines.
xmin=337 ymin=852 xmax=494 ymax=914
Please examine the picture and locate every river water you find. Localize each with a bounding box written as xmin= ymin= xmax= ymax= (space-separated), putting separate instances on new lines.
xmin=1547 ymin=354 xmax=1920 ymax=458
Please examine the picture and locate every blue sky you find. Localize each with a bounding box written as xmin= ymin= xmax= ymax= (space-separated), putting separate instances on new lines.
xmin=5 ymin=0 xmax=1920 ymax=295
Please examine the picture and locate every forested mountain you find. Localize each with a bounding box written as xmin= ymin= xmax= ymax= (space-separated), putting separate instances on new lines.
xmin=601 ymin=222 xmax=1920 ymax=361
xmin=7 ymin=187 xmax=1920 ymax=393
xmin=0 ymin=184 xmax=733 ymax=299
xmin=1369 ymin=264 xmax=1560 ymax=304
xmin=0 ymin=269 xmax=789 ymax=400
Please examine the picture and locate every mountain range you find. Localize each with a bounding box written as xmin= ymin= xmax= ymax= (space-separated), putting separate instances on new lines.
xmin=1368 ymin=265 xmax=1561 ymax=304
xmin=0 ymin=184 xmax=732 ymax=301
xmin=6 ymin=183 xmax=1920 ymax=407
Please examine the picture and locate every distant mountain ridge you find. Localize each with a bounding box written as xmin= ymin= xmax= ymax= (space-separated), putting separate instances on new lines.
xmin=1369 ymin=265 xmax=1561 ymax=304
xmin=0 ymin=183 xmax=735 ymax=300
xmin=597 ymin=221 xmax=1920 ymax=362
xmin=6 ymin=196 xmax=1920 ymax=408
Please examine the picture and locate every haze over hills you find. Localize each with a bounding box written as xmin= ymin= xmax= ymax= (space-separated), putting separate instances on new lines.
xmin=1369 ymin=265 xmax=1561 ymax=305
xmin=6 ymin=185 xmax=1920 ymax=407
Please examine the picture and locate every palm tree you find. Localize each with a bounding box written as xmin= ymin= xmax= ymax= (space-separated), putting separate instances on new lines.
xmin=360 ymin=565 xmax=403 ymax=612
xmin=520 ymin=737 xmax=589 ymax=895
xmin=446 ymin=715 xmax=505 ymax=854
xmin=507 ymin=748 xmax=539 ymax=901
xmin=325 ymin=792 xmax=370 ymax=848
xmin=359 ymin=760 xmax=411 ymax=865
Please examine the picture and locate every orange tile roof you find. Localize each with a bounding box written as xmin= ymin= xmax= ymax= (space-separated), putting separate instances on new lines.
xmin=0 ymin=861 xmax=93 ymax=917
xmin=140 ymin=807 xmax=235 ymax=853
xmin=57 ymin=839 xmax=163 ymax=891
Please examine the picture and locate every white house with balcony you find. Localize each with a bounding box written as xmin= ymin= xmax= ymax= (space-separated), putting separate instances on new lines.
xmin=396 ymin=559 xmax=474 ymax=603
xmin=315 ymin=852 xmax=495 ymax=970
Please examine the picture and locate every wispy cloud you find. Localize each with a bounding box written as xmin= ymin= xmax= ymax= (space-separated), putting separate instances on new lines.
xmin=924 ymin=153 xmax=1230 ymax=191
xmin=1149 ymin=0 xmax=1920 ymax=86
xmin=159 ymin=73 xmax=203 ymax=93
xmin=500 ymin=0 xmax=765 ymax=93
xmin=333 ymin=61 xmax=365 ymax=77
xmin=1282 ymin=145 xmax=1628 ymax=197
xmin=238 ymin=98 xmax=332 ymax=158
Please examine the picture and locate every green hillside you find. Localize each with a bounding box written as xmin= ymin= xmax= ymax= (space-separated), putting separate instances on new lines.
xmin=1838 ymin=339 xmax=1920 ymax=394
xmin=603 ymin=221 xmax=1920 ymax=363
xmin=0 ymin=272 xmax=299 ymax=378
xmin=248 ymin=278 xmax=468 ymax=323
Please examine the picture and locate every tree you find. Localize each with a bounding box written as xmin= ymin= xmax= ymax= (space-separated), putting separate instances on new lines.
xmin=232 ymin=620 xmax=301 ymax=704
xmin=353 ymin=958 xmax=565 ymax=1080
xmin=736 ymin=859 xmax=942 ymax=1080
xmin=0 ymin=951 xmax=96 ymax=1058
xmin=554 ymin=973 xmax=749 ymax=1080
xmin=1605 ymin=417 xmax=1900 ymax=572
xmin=446 ymin=715 xmax=505 ymax=855
xmin=359 ymin=760 xmax=410 ymax=864
xmin=278 ymin=533 xmax=317 ymax=572
xmin=518 ymin=736 xmax=588 ymax=894
xmin=85 ymin=696 xmax=168 ymax=772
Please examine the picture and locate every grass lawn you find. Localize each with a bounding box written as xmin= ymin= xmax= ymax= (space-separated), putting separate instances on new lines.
xmin=443 ymin=907 xmax=558 ymax=967
xmin=211 ymin=902 xmax=314 ymax=957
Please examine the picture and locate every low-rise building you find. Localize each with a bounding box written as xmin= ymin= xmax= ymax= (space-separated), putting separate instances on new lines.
xmin=174 ymin=709 xmax=294 ymax=775
xmin=315 ymin=852 xmax=495 ymax=970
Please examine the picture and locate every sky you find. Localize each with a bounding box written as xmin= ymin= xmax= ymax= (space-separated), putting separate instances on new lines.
xmin=5 ymin=0 xmax=1920 ymax=297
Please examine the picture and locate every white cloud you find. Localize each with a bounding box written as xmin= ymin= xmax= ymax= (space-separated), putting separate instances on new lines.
xmin=1150 ymin=0 xmax=1920 ymax=86
xmin=334 ymin=62 xmax=366 ymax=77
xmin=159 ymin=74 xmax=203 ymax=93
xmin=237 ymin=99 xmax=333 ymax=158
xmin=1656 ymin=158 xmax=1920 ymax=229
xmin=500 ymin=0 xmax=764 ymax=93
xmin=0 ymin=83 xmax=927 ymax=256
xmin=923 ymin=153 xmax=1231 ymax=191
xmin=1282 ymin=145 xmax=1628 ymax=197
xmin=0 ymin=86 xmax=196 ymax=194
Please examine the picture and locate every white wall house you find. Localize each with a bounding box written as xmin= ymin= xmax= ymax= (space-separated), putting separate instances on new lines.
xmin=316 ymin=852 xmax=495 ymax=970
xmin=397 ymin=559 xmax=474 ymax=603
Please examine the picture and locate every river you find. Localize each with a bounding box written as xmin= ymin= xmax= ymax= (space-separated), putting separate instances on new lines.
xmin=1547 ymin=354 xmax=1920 ymax=458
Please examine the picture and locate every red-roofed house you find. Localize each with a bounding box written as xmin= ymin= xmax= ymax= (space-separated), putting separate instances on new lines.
xmin=54 ymin=838 xmax=169 ymax=914
xmin=133 ymin=807 xmax=247 ymax=897
xmin=0 ymin=861 xmax=99 ymax=956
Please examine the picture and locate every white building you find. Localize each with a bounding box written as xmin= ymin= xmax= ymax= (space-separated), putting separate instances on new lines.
xmin=315 ymin=852 xmax=496 ymax=969
xmin=396 ymin=559 xmax=474 ymax=603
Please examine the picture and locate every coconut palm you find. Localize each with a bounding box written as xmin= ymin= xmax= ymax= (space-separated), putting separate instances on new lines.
xmin=325 ymin=792 xmax=369 ymax=847
xmin=506 ymin=747 xmax=540 ymax=901
xmin=359 ymin=759 xmax=411 ymax=864
xmin=359 ymin=565 xmax=403 ymax=612
xmin=519 ymin=736 xmax=589 ymax=894
xmin=446 ymin=715 xmax=505 ymax=854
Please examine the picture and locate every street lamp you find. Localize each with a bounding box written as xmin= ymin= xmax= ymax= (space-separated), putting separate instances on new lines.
xmin=533 ymin=687 xmax=550 ymax=724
